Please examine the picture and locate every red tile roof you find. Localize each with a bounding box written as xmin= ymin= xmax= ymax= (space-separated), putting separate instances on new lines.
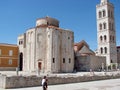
xmin=74 ymin=40 xmax=89 ymax=51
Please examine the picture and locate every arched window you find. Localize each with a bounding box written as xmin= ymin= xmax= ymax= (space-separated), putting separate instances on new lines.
xmin=100 ymin=36 xmax=103 ymax=42
xmin=99 ymin=11 xmax=102 ymax=18
xmin=99 ymin=23 xmax=102 ymax=30
xmin=104 ymin=47 xmax=107 ymax=54
xmin=104 ymin=35 xmax=107 ymax=42
xmin=100 ymin=48 xmax=103 ymax=54
xmin=103 ymin=10 xmax=106 ymax=17
xmin=103 ymin=23 xmax=106 ymax=29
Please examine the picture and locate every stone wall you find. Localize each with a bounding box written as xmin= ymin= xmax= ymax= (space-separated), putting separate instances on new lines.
xmin=76 ymin=55 xmax=106 ymax=71
xmin=1 ymin=74 xmax=120 ymax=89
xmin=90 ymin=56 xmax=106 ymax=71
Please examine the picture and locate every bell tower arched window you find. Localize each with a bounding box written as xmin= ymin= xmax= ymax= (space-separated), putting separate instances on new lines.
xmin=104 ymin=35 xmax=107 ymax=42
xmin=99 ymin=23 xmax=102 ymax=30
xmin=100 ymin=36 xmax=103 ymax=42
xmin=104 ymin=47 xmax=107 ymax=53
xmin=103 ymin=23 xmax=106 ymax=29
xmin=100 ymin=48 xmax=103 ymax=54
xmin=103 ymin=10 xmax=106 ymax=17
xmin=99 ymin=11 xmax=102 ymax=18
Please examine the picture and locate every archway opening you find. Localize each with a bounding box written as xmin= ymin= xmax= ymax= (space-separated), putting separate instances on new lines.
xmin=19 ymin=52 xmax=23 ymax=71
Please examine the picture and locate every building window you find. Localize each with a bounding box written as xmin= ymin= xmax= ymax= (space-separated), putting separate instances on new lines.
xmin=63 ymin=58 xmax=65 ymax=63
xmin=8 ymin=59 xmax=12 ymax=65
xmin=0 ymin=49 xmax=1 ymax=55
xmin=117 ymin=49 xmax=120 ymax=53
xmin=104 ymin=35 xmax=107 ymax=42
xmin=21 ymin=41 xmax=23 ymax=44
xmin=117 ymin=49 xmax=119 ymax=52
xmin=104 ymin=47 xmax=107 ymax=54
xmin=100 ymin=48 xmax=103 ymax=54
xmin=53 ymin=58 xmax=55 ymax=63
xmin=103 ymin=10 xmax=106 ymax=17
xmin=103 ymin=23 xmax=106 ymax=29
xmin=69 ymin=58 xmax=71 ymax=63
xmin=99 ymin=23 xmax=102 ymax=30
xmin=99 ymin=11 xmax=102 ymax=18
xmin=68 ymin=37 xmax=70 ymax=39
xmin=19 ymin=40 xmax=23 ymax=45
xmin=9 ymin=50 xmax=13 ymax=56
xmin=100 ymin=36 xmax=103 ymax=42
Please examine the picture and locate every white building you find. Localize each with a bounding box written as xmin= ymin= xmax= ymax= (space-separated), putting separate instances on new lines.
xmin=96 ymin=0 xmax=117 ymax=66
xmin=18 ymin=17 xmax=74 ymax=73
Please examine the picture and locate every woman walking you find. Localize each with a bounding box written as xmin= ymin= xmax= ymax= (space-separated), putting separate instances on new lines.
xmin=41 ymin=76 xmax=48 ymax=90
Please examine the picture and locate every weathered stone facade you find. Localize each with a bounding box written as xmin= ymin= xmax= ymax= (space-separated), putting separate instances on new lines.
xmin=18 ymin=17 xmax=74 ymax=73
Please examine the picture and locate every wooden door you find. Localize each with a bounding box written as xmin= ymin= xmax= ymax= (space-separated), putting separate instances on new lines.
xmin=38 ymin=62 xmax=41 ymax=70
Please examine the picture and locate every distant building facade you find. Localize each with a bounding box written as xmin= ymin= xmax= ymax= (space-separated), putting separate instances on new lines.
xmin=0 ymin=43 xmax=18 ymax=71
xmin=96 ymin=0 xmax=117 ymax=65
xmin=74 ymin=40 xmax=106 ymax=71
xmin=18 ymin=17 xmax=74 ymax=73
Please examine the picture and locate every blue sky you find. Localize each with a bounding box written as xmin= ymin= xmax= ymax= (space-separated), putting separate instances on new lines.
xmin=0 ymin=0 xmax=120 ymax=50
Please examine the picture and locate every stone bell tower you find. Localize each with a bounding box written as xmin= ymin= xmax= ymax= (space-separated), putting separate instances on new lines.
xmin=101 ymin=0 xmax=108 ymax=3
xmin=96 ymin=0 xmax=117 ymax=66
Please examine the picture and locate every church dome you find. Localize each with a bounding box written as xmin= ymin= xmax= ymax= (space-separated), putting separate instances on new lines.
xmin=36 ymin=16 xmax=59 ymax=27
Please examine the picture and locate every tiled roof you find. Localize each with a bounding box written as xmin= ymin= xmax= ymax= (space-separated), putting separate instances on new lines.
xmin=74 ymin=40 xmax=95 ymax=55
xmin=74 ymin=40 xmax=89 ymax=51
